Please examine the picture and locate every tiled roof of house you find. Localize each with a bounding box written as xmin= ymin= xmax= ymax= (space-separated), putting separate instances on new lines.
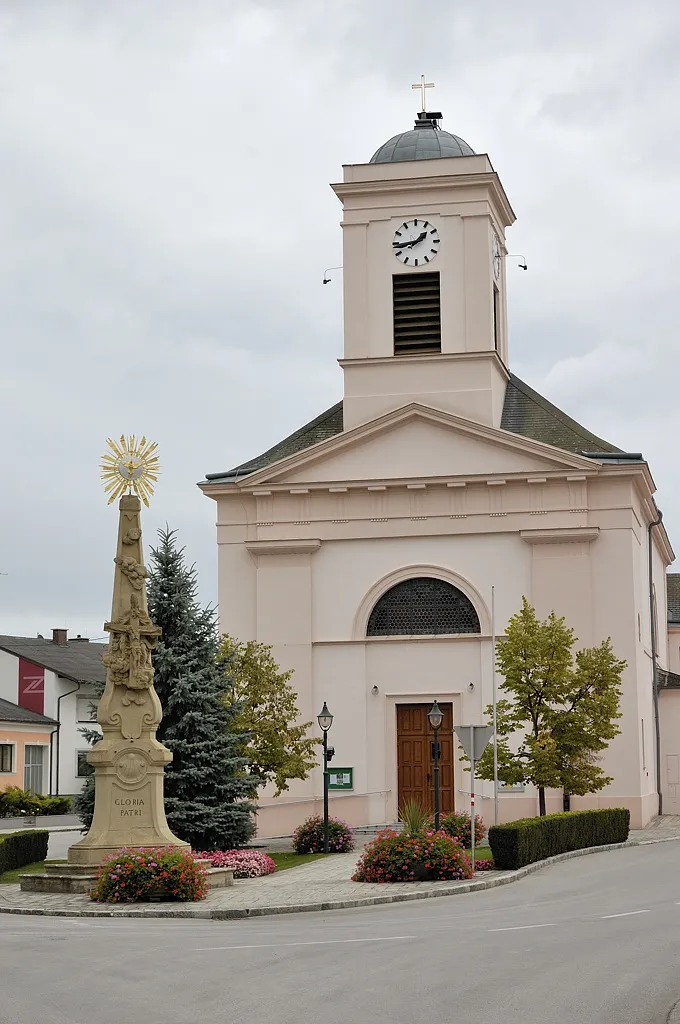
xmin=667 ymin=574 xmax=680 ymax=625
xmin=205 ymin=374 xmax=622 ymax=484
xmin=0 ymin=636 xmax=107 ymax=684
xmin=0 ymin=696 xmax=57 ymax=726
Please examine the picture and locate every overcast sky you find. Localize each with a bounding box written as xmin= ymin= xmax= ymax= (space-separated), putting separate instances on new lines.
xmin=1 ymin=0 xmax=679 ymax=640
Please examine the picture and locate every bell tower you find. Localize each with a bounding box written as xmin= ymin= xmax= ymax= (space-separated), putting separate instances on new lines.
xmin=331 ymin=96 xmax=516 ymax=432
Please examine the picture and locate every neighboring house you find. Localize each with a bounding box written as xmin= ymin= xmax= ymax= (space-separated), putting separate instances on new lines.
xmin=0 ymin=697 xmax=58 ymax=795
xmin=201 ymin=107 xmax=674 ymax=834
xmin=0 ymin=630 xmax=105 ymax=796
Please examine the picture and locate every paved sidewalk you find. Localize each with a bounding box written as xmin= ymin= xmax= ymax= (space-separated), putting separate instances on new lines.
xmin=2 ymin=817 xmax=679 ymax=920
xmin=0 ymin=850 xmax=507 ymax=918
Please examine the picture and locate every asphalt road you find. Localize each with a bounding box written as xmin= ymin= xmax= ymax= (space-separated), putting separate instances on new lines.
xmin=2 ymin=841 xmax=680 ymax=1024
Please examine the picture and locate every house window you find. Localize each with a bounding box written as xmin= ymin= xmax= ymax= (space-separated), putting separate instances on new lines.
xmin=0 ymin=744 xmax=14 ymax=773
xmin=367 ymin=577 xmax=481 ymax=637
xmin=393 ymin=272 xmax=441 ymax=354
xmin=77 ymin=751 xmax=94 ymax=778
xmin=77 ymin=696 xmax=98 ymax=723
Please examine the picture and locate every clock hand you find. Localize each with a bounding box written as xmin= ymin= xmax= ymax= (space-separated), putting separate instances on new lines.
xmin=393 ymin=232 xmax=428 ymax=249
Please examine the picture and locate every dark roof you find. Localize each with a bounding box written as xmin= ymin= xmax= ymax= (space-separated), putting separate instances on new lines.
xmin=205 ymin=401 xmax=344 ymax=481
xmin=0 ymin=636 xmax=106 ymax=684
xmin=205 ymin=374 xmax=622 ymax=484
xmin=667 ymin=574 xmax=680 ymax=625
xmin=500 ymin=374 xmax=621 ymax=456
xmin=659 ymin=669 xmax=680 ymax=689
xmin=0 ymin=696 xmax=57 ymax=726
xmin=370 ymin=124 xmax=475 ymax=164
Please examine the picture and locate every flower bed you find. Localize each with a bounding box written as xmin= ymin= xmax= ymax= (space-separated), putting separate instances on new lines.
xmin=352 ymin=829 xmax=473 ymax=883
xmin=292 ymin=815 xmax=355 ymax=854
xmin=194 ymin=849 xmax=276 ymax=878
xmin=91 ymin=847 xmax=207 ymax=903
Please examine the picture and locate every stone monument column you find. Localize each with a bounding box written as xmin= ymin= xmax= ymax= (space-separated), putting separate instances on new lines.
xmin=69 ymin=444 xmax=187 ymax=865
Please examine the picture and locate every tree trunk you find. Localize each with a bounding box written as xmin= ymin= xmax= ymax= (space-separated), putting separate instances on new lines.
xmin=563 ymin=791 xmax=571 ymax=812
xmin=538 ymin=787 xmax=546 ymax=816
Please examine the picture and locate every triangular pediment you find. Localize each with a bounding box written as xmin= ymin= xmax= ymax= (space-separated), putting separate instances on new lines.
xmin=240 ymin=404 xmax=597 ymax=487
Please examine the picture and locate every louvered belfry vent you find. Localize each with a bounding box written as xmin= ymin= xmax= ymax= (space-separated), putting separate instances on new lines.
xmin=393 ymin=271 xmax=441 ymax=354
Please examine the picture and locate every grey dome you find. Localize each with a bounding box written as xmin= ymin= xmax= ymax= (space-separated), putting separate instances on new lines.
xmin=370 ymin=114 xmax=475 ymax=164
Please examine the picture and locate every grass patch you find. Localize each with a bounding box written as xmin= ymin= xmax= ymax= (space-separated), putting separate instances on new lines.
xmin=467 ymin=845 xmax=493 ymax=864
xmin=269 ymin=852 xmax=325 ymax=872
xmin=0 ymin=858 xmax=67 ymax=884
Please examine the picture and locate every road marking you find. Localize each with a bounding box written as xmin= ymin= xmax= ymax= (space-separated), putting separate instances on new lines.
xmin=601 ymin=910 xmax=651 ymax=919
xmin=194 ymin=935 xmax=416 ymax=952
xmin=488 ymin=923 xmax=556 ymax=933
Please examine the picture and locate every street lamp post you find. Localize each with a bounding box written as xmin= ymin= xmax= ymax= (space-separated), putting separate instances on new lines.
xmin=317 ymin=702 xmax=334 ymax=854
xmin=427 ymin=700 xmax=444 ymax=831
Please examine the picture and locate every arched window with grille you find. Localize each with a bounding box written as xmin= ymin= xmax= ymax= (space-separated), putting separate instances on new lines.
xmin=366 ymin=577 xmax=481 ymax=637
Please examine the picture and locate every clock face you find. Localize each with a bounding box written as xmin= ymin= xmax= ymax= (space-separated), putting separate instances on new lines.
xmin=492 ymin=233 xmax=501 ymax=281
xmin=392 ymin=218 xmax=440 ymax=266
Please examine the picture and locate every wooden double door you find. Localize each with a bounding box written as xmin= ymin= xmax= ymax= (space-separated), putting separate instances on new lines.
xmin=397 ymin=702 xmax=454 ymax=816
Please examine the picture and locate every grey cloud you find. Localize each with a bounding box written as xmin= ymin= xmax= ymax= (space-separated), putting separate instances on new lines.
xmin=1 ymin=0 xmax=679 ymax=638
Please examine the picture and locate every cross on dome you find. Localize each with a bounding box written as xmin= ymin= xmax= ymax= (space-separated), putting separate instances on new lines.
xmin=411 ymin=74 xmax=434 ymax=113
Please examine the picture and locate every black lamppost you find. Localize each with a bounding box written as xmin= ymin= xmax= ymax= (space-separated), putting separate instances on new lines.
xmin=317 ymin=702 xmax=334 ymax=853
xmin=428 ymin=700 xmax=444 ymax=831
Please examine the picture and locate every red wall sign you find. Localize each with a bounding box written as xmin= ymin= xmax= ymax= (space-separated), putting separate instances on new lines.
xmin=18 ymin=659 xmax=45 ymax=715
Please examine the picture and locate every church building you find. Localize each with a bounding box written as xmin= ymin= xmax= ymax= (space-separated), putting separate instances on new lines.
xmin=201 ymin=100 xmax=676 ymax=834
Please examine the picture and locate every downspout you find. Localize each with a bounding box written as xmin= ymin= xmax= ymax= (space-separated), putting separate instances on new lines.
xmin=48 ymin=726 xmax=59 ymax=796
xmin=54 ymin=682 xmax=80 ymax=796
xmin=648 ymin=506 xmax=664 ymax=817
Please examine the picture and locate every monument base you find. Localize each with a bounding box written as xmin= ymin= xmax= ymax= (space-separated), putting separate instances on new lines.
xmin=67 ymin=733 xmax=189 ymax=867
xmin=19 ymin=859 xmax=234 ymax=894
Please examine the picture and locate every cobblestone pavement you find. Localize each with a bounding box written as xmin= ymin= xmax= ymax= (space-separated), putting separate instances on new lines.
xmin=2 ymin=817 xmax=679 ymax=919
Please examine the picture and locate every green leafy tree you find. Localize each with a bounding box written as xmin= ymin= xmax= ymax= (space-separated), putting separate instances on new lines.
xmin=476 ymin=598 xmax=626 ymax=815
xmin=218 ymin=635 xmax=318 ymax=797
xmin=147 ymin=527 xmax=257 ymax=849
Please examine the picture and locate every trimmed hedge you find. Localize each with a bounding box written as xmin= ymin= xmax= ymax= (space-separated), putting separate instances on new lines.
xmin=488 ymin=808 xmax=630 ymax=870
xmin=0 ymin=829 xmax=49 ymax=875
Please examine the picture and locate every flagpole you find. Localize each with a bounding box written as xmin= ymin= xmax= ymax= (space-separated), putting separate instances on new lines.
xmin=492 ymin=584 xmax=499 ymax=826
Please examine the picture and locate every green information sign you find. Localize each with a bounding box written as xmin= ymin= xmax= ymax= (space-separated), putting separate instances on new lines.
xmin=328 ymin=767 xmax=353 ymax=790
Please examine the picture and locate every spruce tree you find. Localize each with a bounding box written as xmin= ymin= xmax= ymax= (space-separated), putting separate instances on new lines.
xmin=147 ymin=527 xmax=257 ymax=849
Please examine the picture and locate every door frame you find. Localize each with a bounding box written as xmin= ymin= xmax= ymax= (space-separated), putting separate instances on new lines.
xmin=385 ymin=692 xmax=464 ymax=825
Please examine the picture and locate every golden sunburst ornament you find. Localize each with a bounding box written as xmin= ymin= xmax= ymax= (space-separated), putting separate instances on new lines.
xmin=101 ymin=435 xmax=160 ymax=506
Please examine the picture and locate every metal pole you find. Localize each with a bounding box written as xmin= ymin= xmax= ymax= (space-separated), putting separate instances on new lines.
xmin=323 ymin=730 xmax=329 ymax=854
xmin=433 ymin=726 xmax=441 ymax=831
xmin=470 ymin=725 xmax=476 ymax=872
xmin=492 ymin=585 xmax=498 ymax=826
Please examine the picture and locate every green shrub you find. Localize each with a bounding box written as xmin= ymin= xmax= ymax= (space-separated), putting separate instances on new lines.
xmin=0 ymin=787 xmax=71 ymax=817
xmin=0 ymin=830 xmax=49 ymax=875
xmin=352 ymin=828 xmax=473 ymax=883
xmin=440 ymin=812 xmax=487 ymax=848
xmin=488 ymin=808 xmax=630 ymax=869
xmin=292 ymin=815 xmax=355 ymax=853
xmin=91 ymin=847 xmax=207 ymax=903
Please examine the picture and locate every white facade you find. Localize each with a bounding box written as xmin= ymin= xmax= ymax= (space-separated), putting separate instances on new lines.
xmin=0 ymin=641 xmax=103 ymax=796
xmin=202 ymin=115 xmax=675 ymax=835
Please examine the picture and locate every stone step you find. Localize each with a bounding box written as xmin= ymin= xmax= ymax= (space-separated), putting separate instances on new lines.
xmin=20 ymin=871 xmax=96 ymax=894
xmin=20 ymin=863 xmax=233 ymax=894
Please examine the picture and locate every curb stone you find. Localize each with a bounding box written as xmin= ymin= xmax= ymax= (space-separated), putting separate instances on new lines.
xmin=1 ymin=834 xmax=678 ymax=920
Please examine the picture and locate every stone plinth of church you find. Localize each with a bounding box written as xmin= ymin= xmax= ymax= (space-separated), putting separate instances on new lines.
xmin=67 ymin=494 xmax=187 ymax=866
